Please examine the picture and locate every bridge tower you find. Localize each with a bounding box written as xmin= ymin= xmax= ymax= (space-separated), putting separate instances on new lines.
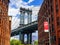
xmin=19 ymin=7 xmax=32 ymax=44
xmin=20 ymin=7 xmax=32 ymax=27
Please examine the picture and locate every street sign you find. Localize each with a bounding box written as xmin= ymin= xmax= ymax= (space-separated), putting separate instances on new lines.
xmin=44 ymin=21 xmax=49 ymax=32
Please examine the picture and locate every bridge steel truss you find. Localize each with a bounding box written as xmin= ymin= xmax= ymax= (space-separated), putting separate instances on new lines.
xmin=20 ymin=7 xmax=32 ymax=27
xmin=11 ymin=21 xmax=38 ymax=44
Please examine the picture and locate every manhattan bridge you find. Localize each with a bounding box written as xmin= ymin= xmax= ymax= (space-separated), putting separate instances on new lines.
xmin=11 ymin=7 xmax=38 ymax=44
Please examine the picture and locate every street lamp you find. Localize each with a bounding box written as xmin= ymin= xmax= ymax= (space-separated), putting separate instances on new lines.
xmin=9 ymin=16 xmax=12 ymax=21
xmin=43 ymin=16 xmax=51 ymax=45
xmin=9 ymin=16 xmax=12 ymax=30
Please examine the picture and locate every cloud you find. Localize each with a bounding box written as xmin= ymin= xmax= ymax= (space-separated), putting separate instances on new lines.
xmin=8 ymin=6 xmax=19 ymax=16
xmin=9 ymin=0 xmax=41 ymax=30
xmin=27 ymin=0 xmax=34 ymax=3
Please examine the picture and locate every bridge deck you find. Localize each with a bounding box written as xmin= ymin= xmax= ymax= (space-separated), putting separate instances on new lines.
xmin=11 ymin=21 xmax=38 ymax=36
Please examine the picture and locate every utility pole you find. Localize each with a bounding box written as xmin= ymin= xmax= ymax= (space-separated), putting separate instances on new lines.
xmin=43 ymin=16 xmax=51 ymax=45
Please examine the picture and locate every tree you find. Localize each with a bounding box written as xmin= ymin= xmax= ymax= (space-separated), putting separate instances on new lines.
xmin=34 ymin=40 xmax=38 ymax=45
xmin=10 ymin=39 xmax=22 ymax=45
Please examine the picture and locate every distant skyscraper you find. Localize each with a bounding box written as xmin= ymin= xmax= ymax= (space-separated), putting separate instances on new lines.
xmin=0 ymin=0 xmax=10 ymax=45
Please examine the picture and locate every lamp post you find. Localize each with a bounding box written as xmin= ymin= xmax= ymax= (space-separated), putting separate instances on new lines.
xmin=43 ymin=16 xmax=51 ymax=45
xmin=9 ymin=16 xmax=12 ymax=21
xmin=9 ymin=16 xmax=12 ymax=32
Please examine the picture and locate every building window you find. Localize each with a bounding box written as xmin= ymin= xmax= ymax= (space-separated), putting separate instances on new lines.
xmin=51 ymin=15 xmax=54 ymax=22
xmin=51 ymin=5 xmax=53 ymax=12
xmin=58 ymin=38 xmax=60 ymax=45
xmin=47 ymin=0 xmax=49 ymax=6
xmin=57 ymin=17 xmax=60 ymax=26
xmin=46 ymin=43 xmax=49 ymax=45
xmin=49 ymin=18 xmax=50 ymax=24
xmin=0 ymin=18 xmax=1 ymax=24
xmin=0 ymin=7 xmax=2 ymax=14
xmin=50 ymin=0 xmax=53 ymax=3
xmin=56 ymin=0 xmax=58 ymax=13
xmin=56 ymin=4 xmax=58 ymax=13
xmin=45 ymin=1 xmax=47 ymax=9
xmin=51 ymin=36 xmax=56 ymax=43
xmin=51 ymin=24 xmax=54 ymax=32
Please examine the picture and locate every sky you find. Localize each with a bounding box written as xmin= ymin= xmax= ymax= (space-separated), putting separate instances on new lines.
xmin=8 ymin=0 xmax=43 ymax=30
xmin=8 ymin=0 xmax=44 ymax=41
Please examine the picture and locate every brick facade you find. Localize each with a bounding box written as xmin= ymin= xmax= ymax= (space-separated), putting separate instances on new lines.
xmin=0 ymin=0 xmax=10 ymax=45
xmin=38 ymin=0 xmax=60 ymax=45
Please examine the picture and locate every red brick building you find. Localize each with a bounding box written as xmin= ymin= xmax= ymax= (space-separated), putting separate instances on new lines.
xmin=0 ymin=0 xmax=11 ymax=45
xmin=38 ymin=0 xmax=60 ymax=45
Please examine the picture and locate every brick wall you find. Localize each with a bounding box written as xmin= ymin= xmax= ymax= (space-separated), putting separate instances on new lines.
xmin=0 ymin=0 xmax=10 ymax=45
xmin=38 ymin=0 xmax=60 ymax=45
